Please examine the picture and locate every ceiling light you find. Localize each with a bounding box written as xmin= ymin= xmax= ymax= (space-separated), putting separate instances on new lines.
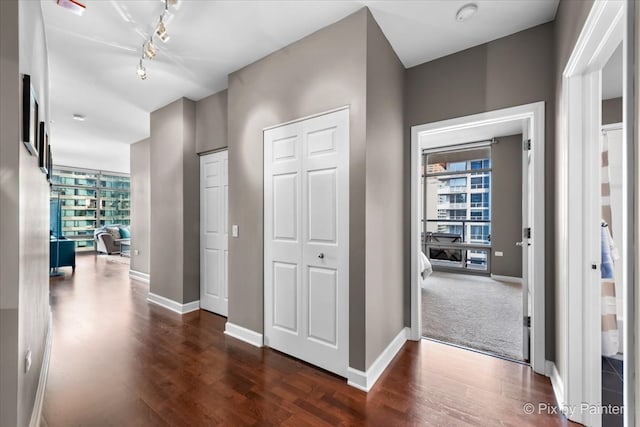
xmin=143 ymin=39 xmax=157 ymax=59
xmin=155 ymin=18 xmax=170 ymax=43
xmin=455 ymin=3 xmax=478 ymax=22
xmin=137 ymin=60 xmax=147 ymax=80
xmin=72 ymin=114 xmax=85 ymax=121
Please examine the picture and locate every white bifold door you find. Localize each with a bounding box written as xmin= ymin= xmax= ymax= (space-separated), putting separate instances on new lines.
xmin=200 ymin=150 xmax=229 ymax=316
xmin=264 ymin=109 xmax=349 ymax=377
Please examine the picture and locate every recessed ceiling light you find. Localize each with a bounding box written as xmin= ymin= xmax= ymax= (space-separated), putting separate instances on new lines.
xmin=456 ymin=3 xmax=478 ymax=22
xmin=72 ymin=114 xmax=86 ymax=121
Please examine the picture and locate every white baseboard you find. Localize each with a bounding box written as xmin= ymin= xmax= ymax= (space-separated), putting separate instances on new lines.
xmin=490 ymin=274 xmax=523 ymax=284
xmin=347 ymin=327 xmax=409 ymax=392
xmin=129 ymin=269 xmax=150 ymax=284
xmin=29 ymin=310 xmax=52 ymax=427
xmin=147 ymin=292 xmax=200 ymax=315
xmin=224 ymin=322 xmax=263 ymax=347
xmin=546 ymin=360 xmax=565 ymax=409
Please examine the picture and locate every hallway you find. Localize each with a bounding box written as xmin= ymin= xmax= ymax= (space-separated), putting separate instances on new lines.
xmin=43 ymin=254 xmax=576 ymax=426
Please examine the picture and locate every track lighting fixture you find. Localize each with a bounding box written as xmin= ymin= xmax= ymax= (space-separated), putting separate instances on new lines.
xmin=137 ymin=59 xmax=147 ymax=80
xmin=143 ymin=38 xmax=157 ymax=59
xmin=137 ymin=0 xmax=177 ymax=80
xmin=155 ymin=18 xmax=170 ymax=43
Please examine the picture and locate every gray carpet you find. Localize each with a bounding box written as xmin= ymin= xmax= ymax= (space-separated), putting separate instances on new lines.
xmin=422 ymin=271 xmax=523 ymax=361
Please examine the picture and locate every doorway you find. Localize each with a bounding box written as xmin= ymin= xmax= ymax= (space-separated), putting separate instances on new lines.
xmin=420 ymin=140 xmax=526 ymax=361
xmin=559 ymin=1 xmax=635 ymax=425
xmin=411 ymin=102 xmax=546 ymax=374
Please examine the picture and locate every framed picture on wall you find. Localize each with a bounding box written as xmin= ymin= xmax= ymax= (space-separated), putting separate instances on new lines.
xmin=46 ymin=145 xmax=52 ymax=182
xmin=38 ymin=122 xmax=48 ymax=174
xmin=22 ymin=74 xmax=39 ymax=156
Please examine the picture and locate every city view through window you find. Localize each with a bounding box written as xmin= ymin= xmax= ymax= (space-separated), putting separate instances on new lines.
xmin=422 ymin=147 xmax=492 ymax=272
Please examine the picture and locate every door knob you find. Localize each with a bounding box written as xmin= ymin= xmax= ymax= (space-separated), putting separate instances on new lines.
xmin=318 ymin=253 xmax=324 ymax=259
xmin=515 ymin=241 xmax=524 ymax=247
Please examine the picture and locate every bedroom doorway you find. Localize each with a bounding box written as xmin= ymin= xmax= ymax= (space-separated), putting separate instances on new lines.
xmin=411 ymin=102 xmax=546 ymax=374
xmin=420 ymin=141 xmax=526 ymax=361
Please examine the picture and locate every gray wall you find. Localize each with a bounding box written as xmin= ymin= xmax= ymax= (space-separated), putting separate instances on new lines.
xmin=602 ymin=97 xmax=623 ymax=125
xmin=491 ymin=134 xmax=523 ymax=278
xmin=404 ymin=22 xmax=555 ymax=357
xmin=149 ymin=98 xmax=199 ymax=304
xmin=196 ymin=89 xmax=228 ymax=154
xmin=363 ymin=12 xmax=405 ymax=367
xmin=552 ymin=0 xmax=594 ymax=379
xmin=227 ymin=9 xmax=369 ymax=369
xmin=130 ymin=138 xmax=150 ymax=275
xmin=1 ymin=1 xmax=51 ymax=425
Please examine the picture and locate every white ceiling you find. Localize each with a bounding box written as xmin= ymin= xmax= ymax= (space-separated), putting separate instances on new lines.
xmin=41 ymin=0 xmax=559 ymax=170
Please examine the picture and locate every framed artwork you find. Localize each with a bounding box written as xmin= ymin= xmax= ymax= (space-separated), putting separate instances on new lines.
xmin=38 ymin=122 xmax=48 ymax=174
xmin=22 ymin=74 xmax=39 ymax=156
xmin=47 ymin=145 xmax=53 ymax=182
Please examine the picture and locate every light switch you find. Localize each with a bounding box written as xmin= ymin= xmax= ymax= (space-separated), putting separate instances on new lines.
xmin=495 ymin=251 xmax=504 ymax=257
xmin=232 ymin=225 xmax=239 ymax=238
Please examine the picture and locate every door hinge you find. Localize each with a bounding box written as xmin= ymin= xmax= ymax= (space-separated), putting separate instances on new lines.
xmin=524 ymin=139 xmax=531 ymax=151
xmin=524 ymin=227 xmax=531 ymax=239
xmin=525 ymin=316 xmax=531 ymax=328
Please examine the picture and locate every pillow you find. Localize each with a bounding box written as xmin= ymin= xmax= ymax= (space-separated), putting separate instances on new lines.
xmin=119 ymin=227 xmax=131 ymax=239
xmin=106 ymin=226 xmax=121 ymax=240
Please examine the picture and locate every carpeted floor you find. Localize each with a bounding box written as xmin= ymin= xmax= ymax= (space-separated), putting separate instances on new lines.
xmin=422 ymin=271 xmax=523 ymax=361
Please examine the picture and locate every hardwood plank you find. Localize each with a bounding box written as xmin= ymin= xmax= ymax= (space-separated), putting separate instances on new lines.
xmin=42 ymin=254 xmax=577 ymax=426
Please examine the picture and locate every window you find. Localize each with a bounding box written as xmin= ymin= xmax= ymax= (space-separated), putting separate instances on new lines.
xmin=470 ymin=159 xmax=490 ymax=169
xmin=470 ymin=175 xmax=490 ymax=189
xmin=471 ymin=193 xmax=489 ymax=207
xmin=51 ymin=167 xmax=130 ymax=252
xmin=422 ymin=146 xmax=492 ymax=272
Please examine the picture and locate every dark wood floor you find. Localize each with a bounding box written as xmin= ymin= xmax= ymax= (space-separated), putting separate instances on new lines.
xmin=43 ymin=254 xmax=576 ymax=426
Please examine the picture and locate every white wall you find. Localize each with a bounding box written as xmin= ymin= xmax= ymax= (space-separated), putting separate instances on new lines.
xmin=1 ymin=1 xmax=52 ymax=426
xmin=53 ymin=140 xmax=130 ymax=174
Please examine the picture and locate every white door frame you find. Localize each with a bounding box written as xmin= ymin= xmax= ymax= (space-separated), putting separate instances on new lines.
xmin=410 ymin=101 xmax=546 ymax=375
xmin=559 ymin=1 xmax=632 ymax=425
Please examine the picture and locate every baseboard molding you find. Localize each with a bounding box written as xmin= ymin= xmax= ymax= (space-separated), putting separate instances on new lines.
xmin=490 ymin=274 xmax=523 ymax=284
xmin=224 ymin=322 xmax=263 ymax=347
xmin=147 ymin=292 xmax=200 ymax=315
xmin=546 ymin=360 xmax=565 ymax=409
xmin=29 ymin=309 xmax=52 ymax=427
xmin=129 ymin=269 xmax=150 ymax=284
xmin=347 ymin=327 xmax=409 ymax=392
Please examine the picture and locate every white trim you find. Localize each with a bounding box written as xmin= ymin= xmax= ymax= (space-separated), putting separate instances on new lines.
xmin=129 ymin=269 xmax=150 ymax=284
xmin=410 ymin=101 xmax=546 ymax=375
xmin=490 ymin=274 xmax=523 ymax=284
xmin=347 ymin=327 xmax=409 ymax=392
xmin=559 ymin=1 xmax=628 ymax=425
xmin=546 ymin=360 xmax=565 ymax=411
xmin=224 ymin=322 xmax=264 ymax=347
xmin=602 ymin=122 xmax=623 ymax=132
xmin=29 ymin=310 xmax=52 ymax=427
xmin=147 ymin=292 xmax=200 ymax=315
xmin=262 ymin=105 xmax=349 ymax=131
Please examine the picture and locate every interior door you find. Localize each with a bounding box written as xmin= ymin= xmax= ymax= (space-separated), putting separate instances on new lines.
xmin=264 ymin=109 xmax=349 ymax=377
xmin=521 ymin=127 xmax=531 ymax=362
xmin=200 ymin=150 xmax=229 ymax=316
